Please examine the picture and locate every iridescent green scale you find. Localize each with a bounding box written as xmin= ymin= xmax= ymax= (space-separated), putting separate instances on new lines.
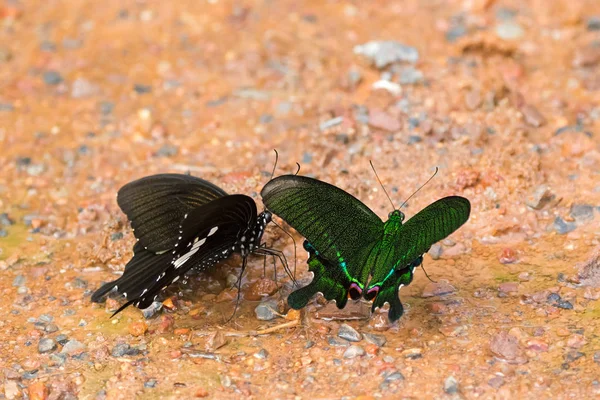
xmin=261 ymin=175 xmax=471 ymax=322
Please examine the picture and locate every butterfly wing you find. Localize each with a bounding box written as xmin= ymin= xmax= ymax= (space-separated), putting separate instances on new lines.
xmin=261 ymin=175 xmax=384 ymax=307
xmin=117 ymin=174 xmax=228 ymax=252
xmin=391 ymin=196 xmax=471 ymax=266
xmin=368 ymin=196 xmax=471 ymax=319
xmin=95 ymin=195 xmax=257 ymax=314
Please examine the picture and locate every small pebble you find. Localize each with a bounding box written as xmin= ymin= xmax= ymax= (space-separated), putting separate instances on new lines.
xmin=110 ymin=232 xmax=123 ymax=241
xmin=556 ymin=300 xmax=574 ymax=310
xmin=564 ymin=351 xmax=585 ymax=363
xmin=384 ymin=371 xmax=404 ymax=382
xmin=520 ymin=104 xmax=546 ymax=127
xmin=353 ymin=40 xmax=419 ymax=69
xmin=421 ymin=280 xmax=456 ymax=298
xmin=554 ymin=216 xmax=576 ymax=234
xmin=490 ymin=332 xmax=521 ymax=360
xmin=428 ymin=244 xmax=443 ymax=260
xmin=12 ymin=275 xmax=26 ymax=287
xmin=343 ymin=345 xmax=365 ymax=359
xmin=498 ymin=282 xmax=519 ymax=294
xmin=254 ymin=301 xmax=278 ymax=321
xmin=141 ymin=302 xmax=163 ymax=319
xmin=362 ymin=332 xmax=386 ymax=347
xmin=61 ymin=340 xmax=86 ymax=355
xmin=144 ymin=379 xmax=157 ymax=388
xmin=133 ymin=83 xmax=152 ymax=94
xmin=338 ymin=324 xmax=362 ymax=342
xmin=403 ymin=348 xmax=423 ymax=360
xmin=488 ymin=375 xmax=505 ymax=389
xmin=495 ymin=21 xmax=524 ymax=40
xmin=44 ymin=324 xmax=59 ymax=333
xmin=397 ymin=66 xmax=424 ymax=85
xmin=570 ymin=204 xmax=595 ymax=222
xmin=498 ymin=248 xmax=518 ymax=264
xmin=526 ymin=185 xmax=555 ymax=210
xmin=444 ymin=376 xmax=459 ymax=394
xmin=254 ymin=349 xmax=269 ymax=359
xmin=38 ymin=338 xmax=57 ymax=353
xmin=587 ymin=16 xmax=600 ymax=31
xmin=112 ymin=343 xmax=133 ymax=357
xmin=43 ymin=70 xmax=63 ymax=85
xmin=327 ymin=336 xmax=350 ymax=347
xmin=56 ymin=334 xmax=69 ymax=345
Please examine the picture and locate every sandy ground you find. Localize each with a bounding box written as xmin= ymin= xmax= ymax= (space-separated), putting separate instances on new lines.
xmin=1 ymin=0 xmax=600 ymax=399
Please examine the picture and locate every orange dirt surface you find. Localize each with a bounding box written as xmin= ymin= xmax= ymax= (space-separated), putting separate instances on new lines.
xmin=1 ymin=0 xmax=600 ymax=399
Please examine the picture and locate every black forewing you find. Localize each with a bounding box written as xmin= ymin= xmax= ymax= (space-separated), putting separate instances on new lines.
xmin=117 ymin=174 xmax=228 ymax=252
xmin=91 ymin=241 xmax=171 ymax=303
xmin=115 ymin=194 xmax=257 ymax=312
xmin=388 ymin=196 xmax=471 ymax=268
xmin=261 ymin=175 xmax=383 ymax=281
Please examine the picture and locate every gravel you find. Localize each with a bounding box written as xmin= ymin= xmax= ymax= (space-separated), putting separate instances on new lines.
xmin=444 ymin=376 xmax=459 ymax=394
xmin=343 ymin=345 xmax=365 ymax=359
xmin=43 ymin=70 xmax=64 ymax=85
xmin=255 ymin=301 xmax=278 ymax=321
xmin=338 ymin=324 xmax=362 ymax=342
xmin=38 ymin=338 xmax=57 ymax=353
xmin=353 ymin=40 xmax=419 ymax=69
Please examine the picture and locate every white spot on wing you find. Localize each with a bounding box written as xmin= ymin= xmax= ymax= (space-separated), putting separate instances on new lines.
xmin=207 ymin=226 xmax=219 ymax=236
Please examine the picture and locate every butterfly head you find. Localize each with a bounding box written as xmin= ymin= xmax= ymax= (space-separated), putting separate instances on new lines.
xmin=388 ymin=209 xmax=405 ymax=222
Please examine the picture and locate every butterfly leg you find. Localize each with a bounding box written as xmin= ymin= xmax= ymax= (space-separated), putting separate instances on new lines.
xmin=225 ymin=256 xmax=248 ymax=323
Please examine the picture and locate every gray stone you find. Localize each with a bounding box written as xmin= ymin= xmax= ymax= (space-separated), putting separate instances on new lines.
xmin=338 ymin=324 xmax=362 ymax=342
xmin=38 ymin=338 xmax=57 ymax=353
xmin=327 ymin=336 xmax=349 ymax=347
xmin=155 ymin=144 xmax=178 ymax=157
xmin=444 ymin=376 xmax=459 ymax=394
xmin=363 ymin=332 xmax=387 ymax=347
xmin=495 ymin=22 xmax=524 ymax=40
xmin=570 ymin=204 xmax=595 ymax=222
xmin=398 ymin=66 xmax=424 ymax=85
xmin=254 ymin=349 xmax=269 ymax=359
xmin=12 ymin=275 xmax=25 ymax=287
xmin=112 ymin=343 xmax=131 ymax=357
xmin=343 ymin=345 xmax=365 ymax=359
xmin=44 ymin=324 xmax=59 ymax=333
xmin=71 ymin=78 xmax=99 ymax=98
xmin=61 ymin=339 xmax=86 ymax=355
xmin=255 ymin=301 xmax=278 ymax=321
xmin=354 ymin=41 xmax=419 ymax=69
xmin=38 ymin=313 xmax=53 ymax=323
xmin=429 ymin=244 xmax=443 ymax=260
xmin=553 ymin=216 xmax=576 ymax=234
xmin=384 ymin=371 xmax=404 ymax=382
xmin=43 ymin=70 xmax=63 ymax=85
xmin=141 ymin=301 xmax=162 ymax=319
xmin=587 ymin=16 xmax=600 ymax=31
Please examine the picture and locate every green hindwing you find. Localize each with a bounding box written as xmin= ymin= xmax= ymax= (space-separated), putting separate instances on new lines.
xmin=370 ymin=267 xmax=415 ymax=322
xmin=288 ymin=242 xmax=354 ymax=309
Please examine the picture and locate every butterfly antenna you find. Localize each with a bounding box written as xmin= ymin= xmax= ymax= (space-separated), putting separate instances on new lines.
xmin=421 ymin=262 xmax=437 ymax=283
xmin=369 ymin=160 xmax=396 ymax=210
xmin=269 ymin=149 xmax=279 ymax=181
xmin=271 ymin=219 xmax=298 ymax=285
xmin=295 ymin=162 xmax=301 ymax=175
xmin=399 ymin=167 xmax=439 ymax=209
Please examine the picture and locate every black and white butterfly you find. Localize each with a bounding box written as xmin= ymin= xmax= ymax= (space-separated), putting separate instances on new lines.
xmin=91 ymin=173 xmax=288 ymax=316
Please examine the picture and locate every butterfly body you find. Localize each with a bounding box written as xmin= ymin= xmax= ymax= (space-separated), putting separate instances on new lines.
xmin=261 ymin=174 xmax=470 ymax=321
xmin=92 ymin=174 xmax=273 ymax=314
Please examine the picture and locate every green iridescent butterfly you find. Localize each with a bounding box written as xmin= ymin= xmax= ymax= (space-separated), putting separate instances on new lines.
xmin=260 ymin=170 xmax=470 ymax=321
